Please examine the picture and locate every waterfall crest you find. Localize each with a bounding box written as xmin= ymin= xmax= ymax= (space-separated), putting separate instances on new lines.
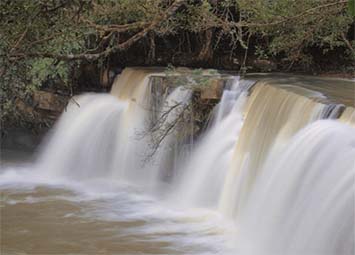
xmin=219 ymin=83 xmax=333 ymax=217
xmin=340 ymin=106 xmax=355 ymax=126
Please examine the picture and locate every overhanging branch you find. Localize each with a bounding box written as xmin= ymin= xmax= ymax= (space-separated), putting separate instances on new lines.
xmin=7 ymin=0 xmax=187 ymax=62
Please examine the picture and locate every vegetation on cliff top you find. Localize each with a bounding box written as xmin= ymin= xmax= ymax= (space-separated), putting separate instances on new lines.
xmin=1 ymin=0 xmax=354 ymax=131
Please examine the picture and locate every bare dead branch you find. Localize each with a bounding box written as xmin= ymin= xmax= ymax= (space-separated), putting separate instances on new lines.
xmin=148 ymin=102 xmax=183 ymax=133
xmin=147 ymin=103 xmax=191 ymax=160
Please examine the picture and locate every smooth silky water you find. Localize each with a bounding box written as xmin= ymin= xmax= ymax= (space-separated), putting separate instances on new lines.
xmin=1 ymin=68 xmax=354 ymax=255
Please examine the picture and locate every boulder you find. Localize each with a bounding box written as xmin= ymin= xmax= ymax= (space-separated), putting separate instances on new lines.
xmin=32 ymin=91 xmax=67 ymax=112
xmin=253 ymin=59 xmax=277 ymax=72
xmin=200 ymin=79 xmax=224 ymax=100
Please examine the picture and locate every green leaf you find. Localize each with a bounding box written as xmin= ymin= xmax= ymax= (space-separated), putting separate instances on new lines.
xmin=349 ymin=0 xmax=355 ymax=16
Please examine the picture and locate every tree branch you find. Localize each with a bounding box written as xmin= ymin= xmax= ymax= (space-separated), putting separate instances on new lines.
xmin=219 ymin=0 xmax=348 ymax=29
xmin=81 ymin=17 xmax=148 ymax=32
xmin=340 ymin=32 xmax=355 ymax=56
xmin=10 ymin=27 xmax=29 ymax=53
xmin=7 ymin=0 xmax=186 ymax=62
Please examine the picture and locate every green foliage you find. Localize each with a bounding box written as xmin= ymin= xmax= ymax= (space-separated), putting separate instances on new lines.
xmin=238 ymin=0 xmax=354 ymax=65
xmin=164 ymin=65 xmax=218 ymax=91
xmin=349 ymin=0 xmax=355 ymax=16
xmin=1 ymin=0 xmax=354 ymax=130
xmin=1 ymin=0 xmax=86 ymax=129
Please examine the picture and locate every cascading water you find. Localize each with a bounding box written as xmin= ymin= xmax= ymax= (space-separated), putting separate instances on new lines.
xmin=219 ymin=83 xmax=336 ymax=217
xmin=235 ymin=120 xmax=355 ymax=255
xmin=36 ymin=68 xmax=192 ymax=188
xmin=35 ymin=94 xmax=126 ymax=179
xmin=340 ymin=106 xmax=355 ymax=126
xmin=173 ymin=77 xmax=254 ymax=208
xmin=170 ymin=77 xmax=354 ymax=254
xmin=1 ymin=68 xmax=354 ymax=255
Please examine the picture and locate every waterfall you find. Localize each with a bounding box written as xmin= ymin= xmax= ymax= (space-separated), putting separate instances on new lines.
xmin=36 ymin=94 xmax=129 ymax=179
xmin=16 ymin=68 xmax=354 ymax=255
xmin=219 ymin=83 xmax=335 ymax=217
xmin=36 ymin=68 xmax=192 ymax=189
xmin=340 ymin=106 xmax=355 ymax=126
xmin=169 ymin=77 xmax=354 ymax=254
xmin=172 ymin=77 xmax=254 ymax=208
xmin=236 ymin=120 xmax=355 ymax=255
